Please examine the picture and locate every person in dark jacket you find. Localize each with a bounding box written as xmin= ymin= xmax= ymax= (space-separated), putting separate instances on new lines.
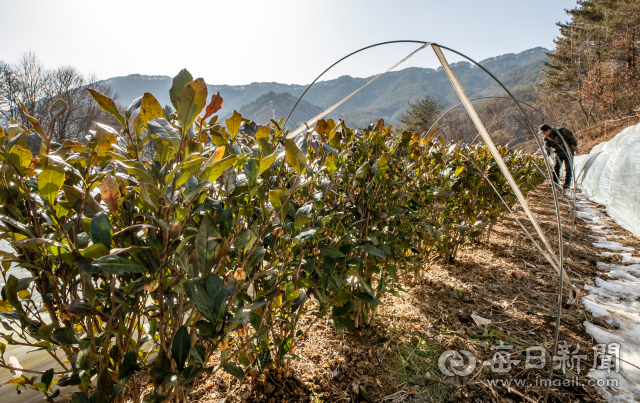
xmin=539 ymin=124 xmax=578 ymax=189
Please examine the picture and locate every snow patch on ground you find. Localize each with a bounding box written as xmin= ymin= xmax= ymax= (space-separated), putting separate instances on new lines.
xmin=591 ymin=237 xmax=635 ymax=251
xmin=574 ymin=192 xmax=640 ymax=402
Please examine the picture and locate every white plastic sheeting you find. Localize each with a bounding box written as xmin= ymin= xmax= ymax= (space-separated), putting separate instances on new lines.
xmin=574 ymin=124 xmax=640 ymax=237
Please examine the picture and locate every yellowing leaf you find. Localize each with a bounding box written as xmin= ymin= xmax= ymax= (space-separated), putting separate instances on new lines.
xmin=87 ymin=89 xmax=125 ymax=128
xmin=200 ymin=155 xmax=236 ymax=184
xmin=177 ymin=78 xmax=208 ymax=134
xmin=226 ymin=111 xmax=243 ymax=139
xmin=201 ymin=146 xmax=226 ymax=172
xmin=9 ymin=145 xmax=32 ymax=175
xmin=0 ymin=301 xmax=13 ymax=312
xmin=17 ymin=290 xmax=30 ymax=299
xmin=139 ymin=93 xmax=164 ymax=130
xmin=258 ymin=151 xmax=278 ymax=174
xmin=38 ymin=164 xmax=65 ymax=206
xmin=284 ymin=139 xmax=306 ymax=175
xmin=455 ymin=166 xmax=464 ymax=176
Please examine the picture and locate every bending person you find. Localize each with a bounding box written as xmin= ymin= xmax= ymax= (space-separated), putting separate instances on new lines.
xmin=539 ymin=124 xmax=578 ymax=189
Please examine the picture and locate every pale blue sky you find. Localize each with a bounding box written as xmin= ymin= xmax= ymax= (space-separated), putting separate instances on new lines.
xmin=0 ymin=0 xmax=576 ymax=85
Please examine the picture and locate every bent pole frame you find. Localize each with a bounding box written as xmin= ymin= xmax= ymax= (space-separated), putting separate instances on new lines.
xmin=433 ymin=44 xmax=568 ymax=403
xmin=432 ymin=45 xmax=570 ymax=285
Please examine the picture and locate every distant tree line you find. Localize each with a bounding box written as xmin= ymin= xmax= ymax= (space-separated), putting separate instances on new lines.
xmin=0 ymin=51 xmax=117 ymax=142
xmin=540 ymin=0 xmax=640 ymax=134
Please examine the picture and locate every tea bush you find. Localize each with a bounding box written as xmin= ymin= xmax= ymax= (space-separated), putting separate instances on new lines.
xmin=0 ymin=69 xmax=544 ymax=402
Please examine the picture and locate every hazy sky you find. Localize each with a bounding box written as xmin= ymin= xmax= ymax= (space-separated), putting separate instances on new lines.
xmin=0 ymin=0 xmax=576 ymax=85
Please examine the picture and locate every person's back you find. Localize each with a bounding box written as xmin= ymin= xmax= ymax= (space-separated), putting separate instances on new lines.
xmin=540 ymin=124 xmax=578 ymax=189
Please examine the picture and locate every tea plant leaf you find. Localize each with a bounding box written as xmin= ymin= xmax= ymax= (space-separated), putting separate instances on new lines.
xmin=222 ymin=361 xmax=244 ymax=381
xmin=196 ymin=215 xmax=219 ymax=275
xmin=177 ymin=78 xmax=207 ymax=134
xmin=49 ymin=99 xmax=68 ymax=120
xmin=357 ymin=244 xmax=385 ymax=257
xmin=147 ymin=118 xmax=181 ymax=150
xmin=184 ymin=281 xmax=215 ymax=323
xmin=99 ymin=174 xmax=120 ymax=214
xmin=201 ymin=146 xmax=226 ymax=172
xmin=41 ymin=368 xmax=54 ymax=391
xmin=318 ymin=244 xmax=345 ymax=258
xmin=169 ymin=69 xmax=193 ymax=110
xmin=4 ymin=275 xmax=23 ymax=314
xmin=90 ymin=212 xmax=112 ymax=249
xmin=172 ymin=326 xmax=190 ymax=370
xmin=203 ymin=92 xmax=224 ymax=120
xmin=200 ymin=155 xmax=236 ymax=184
xmin=51 ymin=327 xmax=81 ymax=346
xmin=9 ymin=145 xmax=32 ymax=175
xmin=139 ymin=93 xmax=165 ymax=130
xmin=90 ymin=255 xmax=146 ymax=275
xmin=87 ymin=89 xmax=125 ymax=128
xmin=38 ymin=164 xmax=66 ymax=206
xmin=258 ymin=151 xmax=278 ymax=174
xmin=119 ymin=351 xmax=142 ymax=379
xmin=353 ymin=292 xmax=382 ymax=305
xmin=226 ymin=111 xmax=243 ymax=139
xmin=284 ymin=139 xmax=306 ymax=175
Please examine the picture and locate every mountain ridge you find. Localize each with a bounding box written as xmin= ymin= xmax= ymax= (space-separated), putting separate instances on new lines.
xmin=101 ymin=47 xmax=549 ymax=128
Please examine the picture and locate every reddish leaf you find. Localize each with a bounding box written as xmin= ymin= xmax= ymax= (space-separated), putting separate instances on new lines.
xmin=99 ymin=174 xmax=121 ymax=214
xmin=203 ymin=92 xmax=224 ymax=120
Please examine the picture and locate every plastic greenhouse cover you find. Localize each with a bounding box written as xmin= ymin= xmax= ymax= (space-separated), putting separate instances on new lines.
xmin=573 ymin=124 xmax=640 ymax=237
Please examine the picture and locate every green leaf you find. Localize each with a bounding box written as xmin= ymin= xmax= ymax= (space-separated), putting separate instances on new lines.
xmin=90 ymin=255 xmax=146 ymax=275
xmin=41 ymin=368 xmax=54 ymax=391
xmin=181 ymin=365 xmax=201 ymax=384
xmin=294 ymin=215 xmax=311 ymax=230
xmin=184 ymin=281 xmax=215 ymax=323
xmin=200 ymin=155 xmax=237 ymax=184
xmin=87 ymin=89 xmax=125 ymax=128
xmin=284 ymin=139 xmax=306 ymax=175
xmin=317 ymin=244 xmax=345 ymax=258
xmin=0 ymin=214 xmax=35 ymax=237
xmin=226 ymin=111 xmax=243 ymax=139
xmin=357 ymin=244 xmax=385 ymax=257
xmin=258 ymin=152 xmax=278 ymax=174
xmin=147 ymin=118 xmax=181 ymax=150
xmin=353 ymin=292 xmax=383 ymax=305
xmin=51 ymin=327 xmax=81 ymax=347
xmin=196 ymin=215 xmax=219 ymax=275
xmin=71 ymin=392 xmax=89 ymax=403
xmin=177 ymin=78 xmax=207 ymax=134
xmin=81 ymin=243 xmax=109 ymax=260
xmin=90 ymin=212 xmax=112 ymax=249
xmin=38 ymin=164 xmax=65 ymax=206
xmin=172 ymin=326 xmax=190 ymax=370
xmin=169 ymin=69 xmax=193 ymax=110
xmin=222 ymin=361 xmax=244 ymax=381
xmin=4 ymin=275 xmax=23 ymax=314
xmin=257 ymin=349 xmax=270 ymax=373
xmin=213 ymin=285 xmax=235 ymax=321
